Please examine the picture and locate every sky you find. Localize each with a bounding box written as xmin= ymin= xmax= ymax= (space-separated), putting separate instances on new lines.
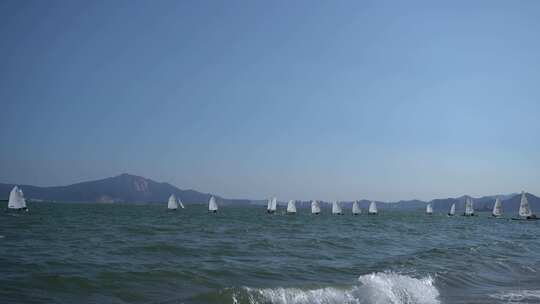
xmin=1 ymin=0 xmax=539 ymax=201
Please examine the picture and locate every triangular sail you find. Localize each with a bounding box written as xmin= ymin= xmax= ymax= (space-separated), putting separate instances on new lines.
xmin=352 ymin=201 xmax=361 ymax=215
xmin=8 ymin=186 xmax=26 ymax=209
xmin=426 ymin=203 xmax=433 ymax=214
xmin=179 ymin=199 xmax=185 ymax=209
xmin=267 ymin=197 xmax=277 ymax=212
xmin=332 ymin=201 xmax=342 ymax=214
xmin=449 ymin=203 xmax=455 ymax=216
xmin=208 ymin=196 xmax=218 ymax=212
xmin=464 ymin=197 xmax=474 ymax=216
xmin=519 ymin=191 xmax=532 ymax=217
xmin=311 ymin=200 xmax=321 ymax=214
xmin=369 ymin=201 xmax=377 ymax=214
xmin=287 ymin=200 xmax=296 ymax=213
xmin=167 ymin=194 xmax=179 ymax=210
xmin=492 ymin=197 xmax=502 ymax=217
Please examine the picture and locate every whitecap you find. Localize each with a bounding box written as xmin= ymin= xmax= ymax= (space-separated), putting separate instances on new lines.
xmin=357 ymin=272 xmax=440 ymax=304
xmin=234 ymin=271 xmax=440 ymax=304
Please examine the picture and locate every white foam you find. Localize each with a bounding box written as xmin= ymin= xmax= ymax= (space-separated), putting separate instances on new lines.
xmin=235 ymin=272 xmax=440 ymax=304
xmin=490 ymin=290 xmax=540 ymax=302
xmin=357 ymin=272 xmax=440 ymax=304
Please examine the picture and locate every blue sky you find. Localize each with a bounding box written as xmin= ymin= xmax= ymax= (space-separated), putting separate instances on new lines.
xmin=1 ymin=0 xmax=539 ymax=201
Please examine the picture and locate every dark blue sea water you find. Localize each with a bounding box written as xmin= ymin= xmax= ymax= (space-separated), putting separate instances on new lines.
xmin=1 ymin=203 xmax=540 ymax=304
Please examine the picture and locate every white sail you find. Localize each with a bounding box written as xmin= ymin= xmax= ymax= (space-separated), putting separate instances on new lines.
xmin=368 ymin=201 xmax=378 ymax=214
xmin=179 ymin=199 xmax=185 ymax=209
xmin=464 ymin=197 xmax=474 ymax=216
xmin=352 ymin=200 xmax=361 ymax=215
xmin=426 ymin=203 xmax=433 ymax=215
xmin=332 ymin=201 xmax=342 ymax=214
xmin=208 ymin=196 xmax=218 ymax=212
xmin=311 ymin=200 xmax=321 ymax=214
xmin=449 ymin=203 xmax=455 ymax=216
xmin=492 ymin=197 xmax=502 ymax=217
xmin=167 ymin=194 xmax=179 ymax=210
xmin=519 ymin=191 xmax=532 ymax=217
xmin=287 ymin=200 xmax=296 ymax=213
xmin=267 ymin=197 xmax=277 ymax=212
xmin=8 ymin=186 xmax=26 ymax=209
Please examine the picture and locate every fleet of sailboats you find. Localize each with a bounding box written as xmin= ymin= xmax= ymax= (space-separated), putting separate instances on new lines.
xmin=6 ymin=187 xmax=539 ymax=220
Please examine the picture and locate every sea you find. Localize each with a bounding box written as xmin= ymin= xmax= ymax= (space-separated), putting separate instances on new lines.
xmin=1 ymin=202 xmax=540 ymax=304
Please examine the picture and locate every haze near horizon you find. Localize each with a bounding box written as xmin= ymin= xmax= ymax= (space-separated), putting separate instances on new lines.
xmin=1 ymin=0 xmax=539 ymax=201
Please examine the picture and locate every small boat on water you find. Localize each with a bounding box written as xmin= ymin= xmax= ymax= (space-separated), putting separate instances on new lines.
xmin=267 ymin=197 xmax=277 ymax=214
xmin=491 ymin=197 xmax=503 ymax=218
xmin=208 ymin=196 xmax=218 ymax=213
xmin=8 ymin=186 xmax=28 ymax=212
xmin=352 ymin=200 xmax=361 ymax=215
xmin=368 ymin=201 xmax=378 ymax=215
xmin=311 ymin=200 xmax=321 ymax=215
xmin=179 ymin=199 xmax=185 ymax=209
xmin=426 ymin=203 xmax=433 ymax=215
xmin=332 ymin=201 xmax=343 ymax=215
xmin=462 ymin=197 xmax=475 ymax=216
xmin=286 ymin=200 xmax=296 ymax=214
xmin=448 ymin=203 xmax=455 ymax=216
xmin=512 ymin=191 xmax=538 ymax=221
xmin=167 ymin=194 xmax=179 ymax=210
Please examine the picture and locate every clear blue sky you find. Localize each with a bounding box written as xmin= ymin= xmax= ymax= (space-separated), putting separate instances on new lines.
xmin=1 ymin=0 xmax=539 ymax=201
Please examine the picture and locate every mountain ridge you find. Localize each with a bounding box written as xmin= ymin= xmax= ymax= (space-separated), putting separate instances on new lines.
xmin=1 ymin=173 xmax=538 ymax=213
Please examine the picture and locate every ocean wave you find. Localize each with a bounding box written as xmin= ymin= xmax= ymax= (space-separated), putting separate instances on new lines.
xmin=490 ymin=290 xmax=540 ymax=302
xmin=231 ymin=272 xmax=440 ymax=304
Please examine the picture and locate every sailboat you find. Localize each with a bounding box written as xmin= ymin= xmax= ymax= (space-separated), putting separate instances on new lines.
xmin=208 ymin=196 xmax=218 ymax=213
xmin=287 ymin=200 xmax=297 ymax=214
xmin=352 ymin=200 xmax=361 ymax=215
xmin=267 ymin=197 xmax=277 ymax=214
xmin=463 ymin=197 xmax=475 ymax=216
xmin=491 ymin=197 xmax=502 ymax=218
xmin=8 ymin=186 xmax=28 ymax=211
xmin=178 ymin=199 xmax=185 ymax=209
xmin=311 ymin=200 xmax=321 ymax=215
xmin=426 ymin=203 xmax=433 ymax=215
xmin=513 ymin=191 xmax=538 ymax=220
xmin=167 ymin=194 xmax=179 ymax=210
xmin=448 ymin=203 xmax=455 ymax=216
xmin=368 ymin=201 xmax=378 ymax=215
xmin=332 ymin=201 xmax=343 ymax=215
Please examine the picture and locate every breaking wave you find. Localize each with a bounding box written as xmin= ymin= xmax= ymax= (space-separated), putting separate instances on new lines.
xmin=231 ymin=272 xmax=440 ymax=304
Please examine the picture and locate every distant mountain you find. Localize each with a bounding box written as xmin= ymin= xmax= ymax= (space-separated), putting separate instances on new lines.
xmin=1 ymin=174 xmax=538 ymax=214
xmin=0 ymin=173 xmax=249 ymax=205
